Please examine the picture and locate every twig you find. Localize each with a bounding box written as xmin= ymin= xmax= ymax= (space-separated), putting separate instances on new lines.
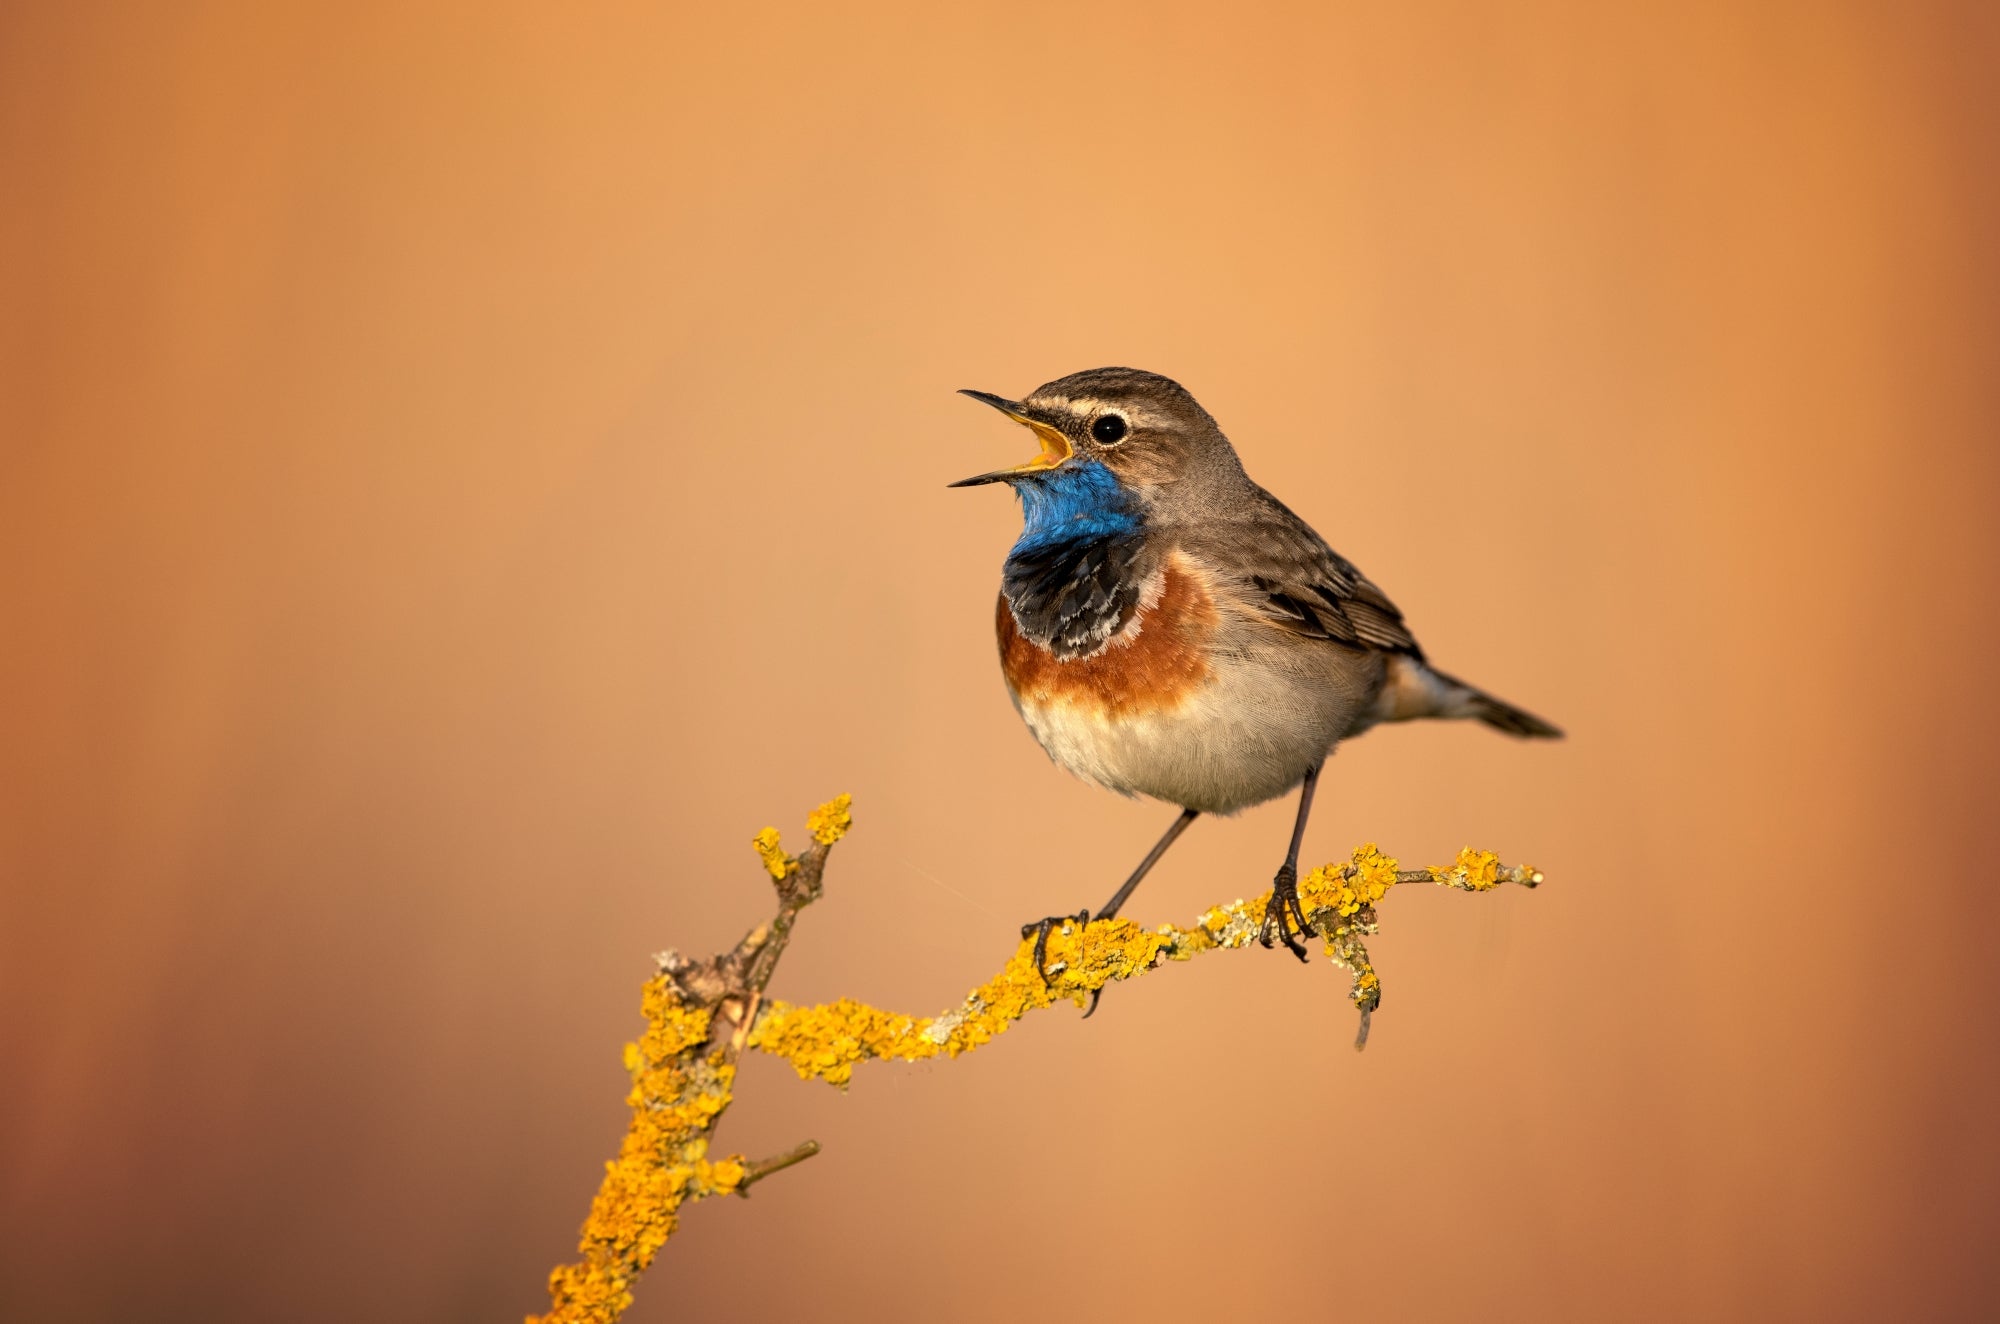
xmin=737 ymin=1139 xmax=822 ymax=1193
xmin=529 ymin=795 xmax=1541 ymax=1324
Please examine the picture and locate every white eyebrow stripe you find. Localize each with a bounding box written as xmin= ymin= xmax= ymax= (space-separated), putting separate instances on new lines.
xmin=1025 ymin=396 xmax=1167 ymax=429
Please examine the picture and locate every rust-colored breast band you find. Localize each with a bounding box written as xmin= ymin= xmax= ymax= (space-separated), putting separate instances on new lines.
xmin=998 ymin=556 xmax=1218 ymax=719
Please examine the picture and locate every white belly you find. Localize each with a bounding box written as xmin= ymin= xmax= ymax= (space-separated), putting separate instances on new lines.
xmin=1012 ymin=644 xmax=1365 ymax=815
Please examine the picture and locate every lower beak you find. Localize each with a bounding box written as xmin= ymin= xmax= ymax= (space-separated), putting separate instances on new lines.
xmin=949 ymin=389 xmax=1073 ymax=487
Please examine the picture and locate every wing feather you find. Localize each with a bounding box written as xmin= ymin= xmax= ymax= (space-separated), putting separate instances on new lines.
xmin=1181 ymin=487 xmax=1424 ymax=659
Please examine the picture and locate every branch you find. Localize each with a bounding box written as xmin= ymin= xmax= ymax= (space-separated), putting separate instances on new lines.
xmin=530 ymin=796 xmax=1541 ymax=1324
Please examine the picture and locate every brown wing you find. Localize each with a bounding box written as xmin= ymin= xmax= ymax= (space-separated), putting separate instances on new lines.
xmin=1180 ymin=487 xmax=1425 ymax=660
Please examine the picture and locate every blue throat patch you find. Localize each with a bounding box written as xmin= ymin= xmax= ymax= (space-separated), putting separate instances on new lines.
xmin=1008 ymin=459 xmax=1142 ymax=552
xmin=1001 ymin=460 xmax=1148 ymax=659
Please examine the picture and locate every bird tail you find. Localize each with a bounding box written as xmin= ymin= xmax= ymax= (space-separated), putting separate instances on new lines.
xmin=1428 ymin=668 xmax=1564 ymax=739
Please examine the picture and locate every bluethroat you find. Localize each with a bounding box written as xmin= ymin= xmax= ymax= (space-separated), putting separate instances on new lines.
xmin=952 ymin=367 xmax=1560 ymax=1008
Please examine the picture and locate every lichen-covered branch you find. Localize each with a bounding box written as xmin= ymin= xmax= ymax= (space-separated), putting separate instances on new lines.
xmin=529 ymin=795 xmax=851 ymax=1324
xmin=530 ymin=795 xmax=1542 ymax=1324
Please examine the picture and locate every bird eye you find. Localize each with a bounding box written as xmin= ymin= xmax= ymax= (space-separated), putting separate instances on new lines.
xmin=1091 ymin=414 xmax=1128 ymax=444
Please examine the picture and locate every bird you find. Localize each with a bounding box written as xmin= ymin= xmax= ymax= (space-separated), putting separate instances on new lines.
xmin=951 ymin=367 xmax=1560 ymax=1004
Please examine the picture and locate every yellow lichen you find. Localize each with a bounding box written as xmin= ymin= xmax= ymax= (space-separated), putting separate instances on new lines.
xmin=746 ymin=843 xmax=1538 ymax=1088
xmin=1444 ymin=846 xmax=1502 ymax=890
xmin=753 ymin=796 xmax=853 ymax=876
xmin=1351 ymin=843 xmax=1400 ymax=904
xmin=751 ymin=827 xmax=792 ymax=880
xmin=530 ymin=978 xmax=755 ymax=1324
xmin=1293 ymin=843 xmax=1400 ymax=922
xmin=806 ymin=793 xmax=853 ymax=846
xmin=1295 ymin=862 xmax=1346 ymax=915
xmin=537 ymin=800 xmax=1544 ymax=1324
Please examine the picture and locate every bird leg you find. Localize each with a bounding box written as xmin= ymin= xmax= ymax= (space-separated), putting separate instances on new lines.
xmin=1080 ymin=808 xmax=1199 ymax=1017
xmin=1020 ymin=808 xmax=1200 ymax=1005
xmin=1095 ymin=807 xmax=1200 ymax=923
xmin=1258 ymin=763 xmax=1322 ymax=961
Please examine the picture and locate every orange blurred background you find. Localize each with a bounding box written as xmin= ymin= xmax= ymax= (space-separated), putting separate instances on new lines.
xmin=4 ymin=3 xmax=1997 ymax=1320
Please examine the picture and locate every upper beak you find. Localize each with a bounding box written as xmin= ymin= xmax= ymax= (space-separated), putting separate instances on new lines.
xmin=949 ymin=389 xmax=1074 ymax=487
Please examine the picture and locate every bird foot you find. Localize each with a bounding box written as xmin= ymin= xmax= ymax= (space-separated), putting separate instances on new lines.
xmin=1019 ymin=909 xmax=1091 ymax=985
xmin=1257 ymin=863 xmax=1314 ymax=962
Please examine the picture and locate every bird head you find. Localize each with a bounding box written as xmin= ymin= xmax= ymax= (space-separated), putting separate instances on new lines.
xmin=949 ymin=367 xmax=1246 ymax=502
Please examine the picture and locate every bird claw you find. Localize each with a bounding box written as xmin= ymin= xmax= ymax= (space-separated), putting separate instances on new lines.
xmin=1258 ymin=863 xmax=1313 ymax=962
xmin=1020 ymin=909 xmax=1091 ymax=985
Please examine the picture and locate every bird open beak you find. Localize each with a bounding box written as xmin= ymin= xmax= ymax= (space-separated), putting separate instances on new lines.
xmin=949 ymin=390 xmax=1073 ymax=487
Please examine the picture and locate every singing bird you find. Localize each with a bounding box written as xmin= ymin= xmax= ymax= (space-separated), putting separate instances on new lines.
xmin=952 ymin=367 xmax=1559 ymax=990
